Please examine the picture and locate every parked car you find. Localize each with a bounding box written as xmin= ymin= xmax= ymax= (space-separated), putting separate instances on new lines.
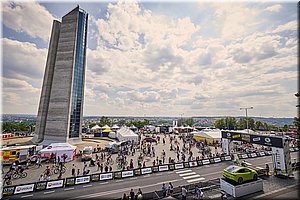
xmin=81 ymin=146 xmax=93 ymax=161
xmin=223 ymin=165 xmax=258 ymax=184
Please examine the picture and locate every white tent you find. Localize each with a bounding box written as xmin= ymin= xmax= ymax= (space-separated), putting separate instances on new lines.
xmin=91 ymin=125 xmax=101 ymax=130
xmin=39 ymin=143 xmax=76 ymax=162
xmin=116 ymin=127 xmax=138 ymax=143
xmin=108 ymin=131 xmax=117 ymax=139
xmin=111 ymin=125 xmax=120 ymax=129
xmin=193 ymin=129 xmax=222 ymax=144
xmin=102 ymin=125 xmax=110 ymax=129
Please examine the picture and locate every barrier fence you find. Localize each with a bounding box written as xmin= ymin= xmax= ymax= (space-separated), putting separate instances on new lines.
xmin=236 ymin=147 xmax=299 ymax=160
xmin=2 ymin=155 xmax=232 ymax=197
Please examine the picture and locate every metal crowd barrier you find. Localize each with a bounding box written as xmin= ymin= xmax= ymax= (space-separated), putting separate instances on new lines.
xmin=2 ymin=155 xmax=232 ymax=197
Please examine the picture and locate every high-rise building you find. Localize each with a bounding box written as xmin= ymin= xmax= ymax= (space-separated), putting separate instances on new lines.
xmin=33 ymin=6 xmax=88 ymax=145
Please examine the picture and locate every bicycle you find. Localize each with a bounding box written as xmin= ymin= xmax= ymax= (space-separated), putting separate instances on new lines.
xmin=52 ymin=165 xmax=66 ymax=174
xmin=105 ymin=156 xmax=114 ymax=165
xmin=12 ymin=171 xmax=27 ymax=179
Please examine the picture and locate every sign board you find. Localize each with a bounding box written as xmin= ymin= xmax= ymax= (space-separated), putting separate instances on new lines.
xmin=141 ymin=168 xmax=152 ymax=175
xmin=35 ymin=182 xmax=47 ymax=191
xmin=46 ymin=180 xmax=64 ymax=189
xmin=152 ymin=166 xmax=159 ymax=172
xmin=169 ymin=164 xmax=175 ymax=170
xmin=91 ymin=174 xmax=100 ymax=181
xmin=175 ymin=163 xmax=184 ymax=169
xmin=289 ymin=148 xmax=295 ymax=152
xmin=134 ymin=169 xmax=141 ymax=176
xmin=241 ymin=154 xmax=248 ymax=159
xmin=65 ymin=178 xmax=75 ymax=186
xmin=159 ymin=165 xmax=169 ymax=172
xmin=100 ymin=173 xmax=113 ymax=181
xmin=250 ymin=153 xmax=257 ymax=158
xmin=2 ymin=187 xmax=15 ymax=196
xmin=259 ymin=152 xmax=265 ymax=156
xmin=197 ymin=160 xmax=203 ymax=166
xmin=214 ymin=157 xmax=221 ymax=163
xmin=294 ymin=147 xmax=299 ymax=151
xmin=75 ymin=176 xmax=90 ymax=184
xmin=222 ymin=138 xmax=230 ymax=155
xmin=202 ymin=159 xmax=210 ymax=165
xmin=122 ymin=170 xmax=134 ymax=178
xmin=224 ymin=156 xmax=232 ymax=161
xmin=14 ymin=184 xmax=34 ymax=194
xmin=114 ymin=171 xmax=122 ymax=178
xmin=189 ymin=161 xmax=198 ymax=167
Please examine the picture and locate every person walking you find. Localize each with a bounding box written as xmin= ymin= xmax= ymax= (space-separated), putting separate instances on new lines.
xmin=39 ymin=174 xmax=44 ymax=182
xmin=100 ymin=163 xmax=103 ymax=173
xmin=168 ymin=182 xmax=174 ymax=196
xmin=122 ymin=193 xmax=128 ymax=200
xmin=162 ymin=183 xmax=167 ymax=197
xmin=71 ymin=164 xmax=76 ymax=177
xmin=77 ymin=169 xmax=80 ymax=176
xmin=130 ymin=189 xmax=135 ymax=200
xmin=181 ymin=186 xmax=187 ymax=200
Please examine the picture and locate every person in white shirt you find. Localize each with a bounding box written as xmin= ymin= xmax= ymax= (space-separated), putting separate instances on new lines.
xmin=39 ymin=174 xmax=44 ymax=182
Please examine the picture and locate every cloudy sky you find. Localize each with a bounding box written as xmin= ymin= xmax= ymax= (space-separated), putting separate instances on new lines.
xmin=1 ymin=1 xmax=298 ymax=117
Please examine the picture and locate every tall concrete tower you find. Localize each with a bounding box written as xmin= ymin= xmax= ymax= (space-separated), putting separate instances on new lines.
xmin=33 ymin=6 xmax=88 ymax=145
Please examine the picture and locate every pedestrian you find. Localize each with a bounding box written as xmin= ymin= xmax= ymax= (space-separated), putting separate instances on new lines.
xmin=169 ymin=182 xmax=174 ymax=196
xmin=143 ymin=161 xmax=146 ymax=168
xmin=130 ymin=189 xmax=135 ymax=200
xmin=109 ymin=166 xmax=112 ymax=172
xmin=77 ymin=169 xmax=80 ymax=176
xmin=122 ymin=193 xmax=128 ymax=200
xmin=100 ymin=163 xmax=103 ymax=173
xmin=105 ymin=165 xmax=108 ymax=173
xmin=72 ymin=164 xmax=76 ymax=177
xmin=57 ymin=155 xmax=60 ymax=164
xmin=266 ymin=164 xmax=269 ymax=176
xmin=162 ymin=183 xmax=167 ymax=197
xmin=195 ymin=185 xmax=203 ymax=199
xmin=39 ymin=174 xmax=44 ymax=182
xmin=181 ymin=186 xmax=187 ymax=200
xmin=137 ymin=188 xmax=143 ymax=200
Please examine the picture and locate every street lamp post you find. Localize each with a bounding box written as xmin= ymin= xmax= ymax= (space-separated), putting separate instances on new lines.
xmin=240 ymin=107 xmax=253 ymax=133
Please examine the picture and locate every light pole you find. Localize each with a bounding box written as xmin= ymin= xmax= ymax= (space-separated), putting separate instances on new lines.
xmin=240 ymin=107 xmax=253 ymax=133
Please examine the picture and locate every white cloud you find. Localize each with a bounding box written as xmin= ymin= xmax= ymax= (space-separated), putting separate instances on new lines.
xmin=272 ymin=20 xmax=297 ymax=33
xmin=264 ymin=4 xmax=282 ymax=12
xmin=2 ymin=2 xmax=55 ymax=41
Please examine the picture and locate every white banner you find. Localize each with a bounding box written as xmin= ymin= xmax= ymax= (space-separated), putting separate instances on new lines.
xmin=222 ymin=138 xmax=230 ymax=155
xmin=159 ymin=165 xmax=169 ymax=171
xmin=189 ymin=161 xmax=198 ymax=167
xmin=14 ymin=184 xmax=34 ymax=194
xmin=100 ymin=173 xmax=113 ymax=180
xmin=259 ymin=152 xmax=265 ymax=156
xmin=75 ymin=176 xmax=90 ymax=184
xmin=289 ymin=148 xmax=295 ymax=152
xmin=241 ymin=154 xmax=248 ymax=159
xmin=141 ymin=168 xmax=152 ymax=175
xmin=214 ymin=157 xmax=221 ymax=163
xmin=175 ymin=163 xmax=184 ymax=169
xmin=294 ymin=147 xmax=299 ymax=151
xmin=224 ymin=156 xmax=231 ymax=161
xmin=46 ymin=180 xmax=64 ymax=189
xmin=202 ymin=159 xmax=210 ymax=165
xmin=122 ymin=170 xmax=134 ymax=178
xmin=251 ymin=153 xmax=257 ymax=157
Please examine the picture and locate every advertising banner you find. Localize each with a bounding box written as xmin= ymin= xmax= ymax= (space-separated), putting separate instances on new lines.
xmin=141 ymin=168 xmax=152 ymax=175
xmin=14 ymin=184 xmax=34 ymax=194
xmin=250 ymin=153 xmax=258 ymax=158
xmin=202 ymin=159 xmax=210 ymax=165
xmin=152 ymin=166 xmax=159 ymax=172
xmin=159 ymin=165 xmax=169 ymax=172
xmin=175 ymin=163 xmax=184 ymax=169
xmin=289 ymin=148 xmax=295 ymax=152
xmin=134 ymin=169 xmax=141 ymax=176
xmin=91 ymin=174 xmax=100 ymax=182
xmin=209 ymin=158 xmax=215 ymax=164
xmin=221 ymin=138 xmax=230 ymax=155
xmin=65 ymin=178 xmax=75 ymax=186
xmin=294 ymin=147 xmax=299 ymax=151
xmin=259 ymin=152 xmax=265 ymax=156
xmin=122 ymin=170 xmax=134 ymax=178
xmin=197 ymin=160 xmax=203 ymax=166
xmin=169 ymin=164 xmax=175 ymax=170
xmin=114 ymin=172 xmax=122 ymax=179
xmin=2 ymin=186 xmax=15 ymax=196
xmin=224 ymin=156 xmax=232 ymax=161
xmin=35 ymin=182 xmax=47 ymax=191
xmin=46 ymin=180 xmax=64 ymax=189
xmin=75 ymin=176 xmax=90 ymax=184
xmin=283 ymin=139 xmax=292 ymax=176
xmin=100 ymin=173 xmax=113 ymax=181
xmin=189 ymin=161 xmax=198 ymax=167
xmin=184 ymin=162 xmax=190 ymax=168
xmin=214 ymin=157 xmax=221 ymax=163
xmin=241 ymin=154 xmax=248 ymax=159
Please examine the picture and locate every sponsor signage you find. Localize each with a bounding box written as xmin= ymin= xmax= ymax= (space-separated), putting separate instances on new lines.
xmin=197 ymin=160 xmax=203 ymax=166
xmin=141 ymin=168 xmax=152 ymax=175
xmin=250 ymin=153 xmax=257 ymax=158
xmin=75 ymin=176 xmax=90 ymax=184
xmin=2 ymin=187 xmax=15 ymax=196
xmin=134 ymin=169 xmax=141 ymax=176
xmin=224 ymin=156 xmax=232 ymax=161
xmin=290 ymin=148 xmax=295 ymax=152
xmin=202 ymin=159 xmax=210 ymax=165
xmin=222 ymin=131 xmax=284 ymax=148
xmin=35 ymin=182 xmax=47 ymax=191
xmin=184 ymin=162 xmax=190 ymax=168
xmin=65 ymin=178 xmax=75 ymax=186
xmin=14 ymin=184 xmax=34 ymax=194
xmin=241 ymin=154 xmax=248 ymax=159
xmin=114 ymin=171 xmax=122 ymax=179
xmin=122 ymin=170 xmax=134 ymax=178
xmin=259 ymin=152 xmax=265 ymax=156
xmin=295 ymin=147 xmax=299 ymax=151
xmin=159 ymin=165 xmax=169 ymax=172
xmin=189 ymin=161 xmax=198 ymax=167
xmin=91 ymin=174 xmax=100 ymax=181
xmin=209 ymin=158 xmax=215 ymax=164
xmin=46 ymin=180 xmax=64 ymax=189
xmin=214 ymin=157 xmax=221 ymax=163
xmin=100 ymin=173 xmax=113 ymax=181
xmin=152 ymin=166 xmax=159 ymax=172
xmin=175 ymin=163 xmax=184 ymax=169
xmin=169 ymin=164 xmax=175 ymax=170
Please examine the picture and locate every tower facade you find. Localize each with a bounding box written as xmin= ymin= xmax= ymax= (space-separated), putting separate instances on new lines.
xmin=33 ymin=6 xmax=88 ymax=145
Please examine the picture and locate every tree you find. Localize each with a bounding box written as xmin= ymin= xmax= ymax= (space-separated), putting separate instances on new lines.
xmin=282 ymin=124 xmax=289 ymax=132
xmin=214 ymin=119 xmax=226 ymax=129
xmin=293 ymin=117 xmax=300 ymax=132
xmin=99 ymin=116 xmax=112 ymax=127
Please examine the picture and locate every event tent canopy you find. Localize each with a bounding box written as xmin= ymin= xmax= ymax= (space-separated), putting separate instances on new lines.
xmin=102 ymin=128 xmax=112 ymax=133
xmin=116 ymin=127 xmax=138 ymax=142
xmin=91 ymin=125 xmax=101 ymax=130
xmin=39 ymin=143 xmax=76 ymax=162
xmin=102 ymin=125 xmax=110 ymax=129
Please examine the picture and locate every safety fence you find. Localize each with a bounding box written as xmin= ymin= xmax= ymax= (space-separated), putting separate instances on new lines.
xmin=237 ymin=147 xmax=299 ymax=160
xmin=2 ymin=155 xmax=232 ymax=197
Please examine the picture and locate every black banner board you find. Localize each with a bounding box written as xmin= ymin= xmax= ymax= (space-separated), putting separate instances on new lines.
xmin=184 ymin=162 xmax=190 ymax=168
xmin=134 ymin=169 xmax=141 ymax=176
xmin=152 ymin=166 xmax=159 ymax=172
xmin=222 ymin=131 xmax=283 ymax=148
xmin=2 ymin=186 xmax=15 ymax=196
xmin=91 ymin=174 xmax=100 ymax=182
xmin=114 ymin=171 xmax=122 ymax=179
xmin=65 ymin=177 xmax=75 ymax=186
xmin=169 ymin=164 xmax=175 ymax=170
xmin=197 ymin=160 xmax=203 ymax=166
xmin=35 ymin=181 xmax=47 ymax=191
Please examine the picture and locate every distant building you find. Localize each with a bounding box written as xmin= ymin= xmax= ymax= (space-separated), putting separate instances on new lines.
xmin=33 ymin=6 xmax=88 ymax=145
